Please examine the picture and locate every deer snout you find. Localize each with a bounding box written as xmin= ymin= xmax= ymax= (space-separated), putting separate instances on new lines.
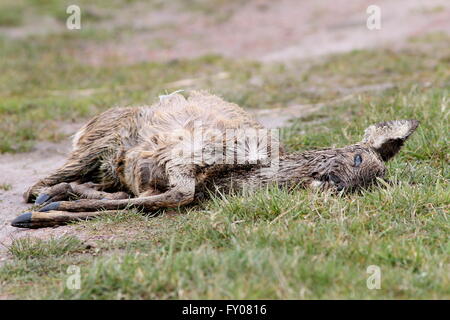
xmin=324 ymin=172 xmax=346 ymax=191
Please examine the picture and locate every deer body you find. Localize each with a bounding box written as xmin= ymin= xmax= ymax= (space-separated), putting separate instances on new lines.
xmin=12 ymin=91 xmax=419 ymax=228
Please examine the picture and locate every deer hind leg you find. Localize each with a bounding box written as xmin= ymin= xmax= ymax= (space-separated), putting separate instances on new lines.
xmin=34 ymin=182 xmax=129 ymax=205
xmin=24 ymin=107 xmax=136 ymax=203
xmin=24 ymin=152 xmax=96 ymax=203
xmin=71 ymin=182 xmax=129 ymax=200
xmin=10 ymin=210 xmax=121 ymax=228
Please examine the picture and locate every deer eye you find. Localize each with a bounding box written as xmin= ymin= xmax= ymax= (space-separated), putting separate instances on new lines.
xmin=354 ymin=154 xmax=363 ymax=167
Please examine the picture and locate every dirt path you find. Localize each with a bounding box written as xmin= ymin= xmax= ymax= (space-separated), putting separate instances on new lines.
xmin=3 ymin=0 xmax=447 ymax=64
xmin=78 ymin=0 xmax=450 ymax=64
xmin=0 ymin=141 xmax=74 ymax=258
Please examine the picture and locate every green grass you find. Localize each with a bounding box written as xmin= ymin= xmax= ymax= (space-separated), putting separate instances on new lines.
xmin=0 ymin=0 xmax=138 ymax=26
xmin=1 ymin=82 xmax=448 ymax=299
xmin=1 ymin=31 xmax=448 ymax=152
xmin=8 ymin=236 xmax=86 ymax=260
xmin=0 ymin=1 xmax=448 ymax=298
xmin=0 ymin=0 xmax=243 ymax=28
xmin=0 ymin=0 xmax=448 ymax=152
xmin=0 ymin=5 xmax=23 ymax=27
xmin=0 ymin=183 xmax=12 ymax=191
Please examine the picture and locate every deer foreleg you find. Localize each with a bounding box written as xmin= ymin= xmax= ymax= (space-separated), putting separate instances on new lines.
xmin=36 ymin=185 xmax=194 ymax=212
xmin=34 ymin=182 xmax=129 ymax=205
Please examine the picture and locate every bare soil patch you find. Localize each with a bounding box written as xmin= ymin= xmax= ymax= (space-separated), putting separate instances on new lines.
xmin=76 ymin=0 xmax=450 ymax=64
xmin=0 ymin=131 xmax=85 ymax=260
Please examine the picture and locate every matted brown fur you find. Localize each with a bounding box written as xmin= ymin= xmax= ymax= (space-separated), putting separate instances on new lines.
xmin=13 ymin=91 xmax=419 ymax=228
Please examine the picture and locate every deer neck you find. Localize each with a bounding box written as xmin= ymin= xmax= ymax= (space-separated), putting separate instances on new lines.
xmin=246 ymin=154 xmax=313 ymax=187
xmin=202 ymin=153 xmax=314 ymax=194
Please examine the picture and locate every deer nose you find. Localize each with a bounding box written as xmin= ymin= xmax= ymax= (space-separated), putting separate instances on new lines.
xmin=328 ymin=173 xmax=345 ymax=191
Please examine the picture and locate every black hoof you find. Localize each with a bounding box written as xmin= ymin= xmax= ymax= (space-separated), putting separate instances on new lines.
xmin=11 ymin=212 xmax=33 ymax=228
xmin=39 ymin=202 xmax=60 ymax=212
xmin=35 ymin=193 xmax=50 ymax=205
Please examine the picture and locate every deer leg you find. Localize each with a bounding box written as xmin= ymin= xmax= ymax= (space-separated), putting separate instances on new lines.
xmin=34 ymin=182 xmax=74 ymax=205
xmin=71 ymin=183 xmax=129 ymax=200
xmin=24 ymin=153 xmax=98 ymax=203
xmin=11 ymin=210 xmax=121 ymax=228
xmin=12 ymin=188 xmax=194 ymax=228
xmin=34 ymin=182 xmax=129 ymax=205
xmin=36 ymin=183 xmax=194 ymax=212
xmin=37 ymin=162 xmax=196 ymax=212
xmin=13 ymin=164 xmax=196 ymax=228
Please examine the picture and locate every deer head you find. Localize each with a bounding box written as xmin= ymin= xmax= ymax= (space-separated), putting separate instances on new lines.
xmin=299 ymin=120 xmax=420 ymax=191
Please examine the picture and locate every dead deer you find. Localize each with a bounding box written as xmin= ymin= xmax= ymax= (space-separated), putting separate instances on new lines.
xmin=12 ymin=91 xmax=419 ymax=228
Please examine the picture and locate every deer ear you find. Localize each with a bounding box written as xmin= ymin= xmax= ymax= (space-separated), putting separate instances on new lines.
xmin=361 ymin=120 xmax=419 ymax=161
